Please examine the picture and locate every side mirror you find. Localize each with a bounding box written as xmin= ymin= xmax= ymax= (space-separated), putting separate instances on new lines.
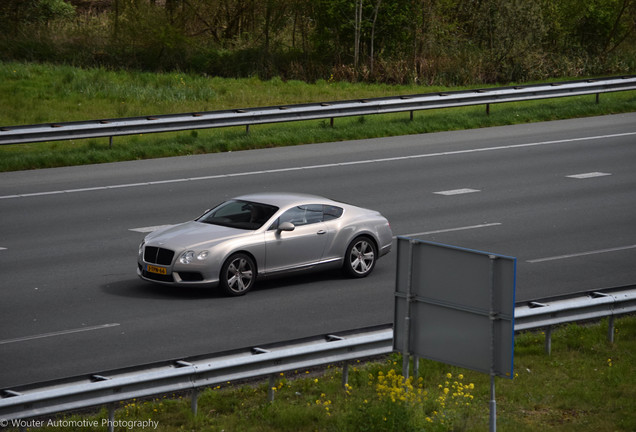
xmin=277 ymin=221 xmax=295 ymax=232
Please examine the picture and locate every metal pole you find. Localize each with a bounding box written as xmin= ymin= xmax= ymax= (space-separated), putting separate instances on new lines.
xmin=545 ymin=326 xmax=552 ymax=355
xmin=489 ymin=375 xmax=496 ymax=432
xmin=608 ymin=316 xmax=615 ymax=343
xmin=109 ymin=136 xmax=113 ymax=149
xmin=108 ymin=404 xmax=115 ymax=432
xmin=402 ymin=316 xmax=410 ymax=380
xmin=191 ymin=388 xmax=198 ymax=416
xmin=413 ymin=356 xmax=419 ymax=379
xmin=268 ymin=374 xmax=276 ymax=402
xmin=488 ymin=255 xmax=498 ymax=432
xmin=402 ymin=239 xmax=415 ymax=380
xmin=342 ymin=363 xmax=349 ymax=388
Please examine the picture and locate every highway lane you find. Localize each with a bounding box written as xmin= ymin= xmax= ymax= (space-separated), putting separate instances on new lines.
xmin=1 ymin=113 xmax=635 ymax=388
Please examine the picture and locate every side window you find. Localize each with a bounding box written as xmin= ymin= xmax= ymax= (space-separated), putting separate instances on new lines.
xmin=278 ymin=204 xmax=324 ymax=227
xmin=304 ymin=204 xmax=324 ymax=224
xmin=323 ymin=205 xmax=344 ymax=221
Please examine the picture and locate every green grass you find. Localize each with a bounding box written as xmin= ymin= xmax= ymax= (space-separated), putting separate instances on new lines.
xmin=6 ymin=316 xmax=635 ymax=432
xmin=1 ymin=61 xmax=635 ymax=172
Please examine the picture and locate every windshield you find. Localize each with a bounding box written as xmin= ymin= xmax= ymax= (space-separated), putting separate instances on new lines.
xmin=196 ymin=200 xmax=279 ymax=230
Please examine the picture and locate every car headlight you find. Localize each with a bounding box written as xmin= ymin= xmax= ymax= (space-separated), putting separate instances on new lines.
xmin=180 ymin=250 xmax=195 ymax=264
xmin=180 ymin=250 xmax=209 ymax=264
xmin=138 ymin=241 xmax=145 ymax=257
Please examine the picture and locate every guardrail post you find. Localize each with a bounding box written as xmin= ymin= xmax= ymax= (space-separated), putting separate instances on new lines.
xmin=107 ymin=404 xmax=115 ymax=432
xmin=268 ymin=374 xmax=276 ymax=402
xmin=330 ymin=117 xmax=334 ymax=128
xmin=486 ymin=103 xmax=491 ymax=115
xmin=608 ymin=316 xmax=615 ymax=343
xmin=246 ymin=124 xmax=250 ymax=135
xmin=341 ymin=362 xmax=349 ymax=388
xmin=191 ymin=388 xmax=198 ymax=416
xmin=596 ymin=93 xmax=600 ymax=104
xmin=409 ymin=111 xmax=414 ymax=121
xmin=545 ymin=326 xmax=552 ymax=355
xmin=109 ymin=136 xmax=113 ymax=149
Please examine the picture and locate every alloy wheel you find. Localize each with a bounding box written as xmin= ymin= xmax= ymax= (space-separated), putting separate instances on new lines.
xmin=348 ymin=238 xmax=376 ymax=276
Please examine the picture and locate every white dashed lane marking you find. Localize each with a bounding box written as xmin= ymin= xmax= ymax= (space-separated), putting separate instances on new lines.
xmin=566 ymin=172 xmax=612 ymax=179
xmin=434 ymin=188 xmax=481 ymax=196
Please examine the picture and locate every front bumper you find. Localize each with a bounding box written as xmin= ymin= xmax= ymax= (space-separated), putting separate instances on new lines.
xmin=137 ymin=261 xmax=220 ymax=287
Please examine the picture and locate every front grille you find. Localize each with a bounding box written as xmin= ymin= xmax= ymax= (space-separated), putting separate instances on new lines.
xmin=144 ymin=246 xmax=175 ymax=265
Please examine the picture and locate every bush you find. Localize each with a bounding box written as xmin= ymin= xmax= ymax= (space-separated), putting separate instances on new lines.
xmin=0 ymin=0 xmax=634 ymax=85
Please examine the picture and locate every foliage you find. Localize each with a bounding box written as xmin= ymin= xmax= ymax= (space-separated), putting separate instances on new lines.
xmin=0 ymin=0 xmax=634 ymax=84
xmin=0 ymin=0 xmax=75 ymax=30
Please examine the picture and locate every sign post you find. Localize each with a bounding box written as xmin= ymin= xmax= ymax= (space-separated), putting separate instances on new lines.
xmin=393 ymin=237 xmax=516 ymax=431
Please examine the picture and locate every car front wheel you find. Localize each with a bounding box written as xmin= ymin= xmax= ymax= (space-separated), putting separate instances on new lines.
xmin=220 ymin=253 xmax=256 ymax=296
xmin=343 ymin=236 xmax=377 ymax=278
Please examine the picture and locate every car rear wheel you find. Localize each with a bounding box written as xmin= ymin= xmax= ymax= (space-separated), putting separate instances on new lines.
xmin=220 ymin=253 xmax=256 ymax=296
xmin=343 ymin=236 xmax=377 ymax=278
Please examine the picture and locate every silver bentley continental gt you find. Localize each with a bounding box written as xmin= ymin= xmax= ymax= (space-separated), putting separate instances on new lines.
xmin=137 ymin=192 xmax=393 ymax=296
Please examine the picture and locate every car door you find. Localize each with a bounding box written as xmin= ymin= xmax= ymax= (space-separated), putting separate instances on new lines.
xmin=264 ymin=204 xmax=328 ymax=273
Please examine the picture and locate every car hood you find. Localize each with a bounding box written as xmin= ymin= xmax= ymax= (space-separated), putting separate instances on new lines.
xmin=144 ymin=221 xmax=254 ymax=250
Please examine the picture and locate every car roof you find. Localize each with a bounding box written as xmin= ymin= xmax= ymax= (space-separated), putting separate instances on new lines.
xmin=234 ymin=192 xmax=339 ymax=208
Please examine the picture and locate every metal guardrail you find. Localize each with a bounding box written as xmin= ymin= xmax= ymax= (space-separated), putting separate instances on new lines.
xmin=515 ymin=285 xmax=636 ymax=354
xmin=1 ymin=285 xmax=634 ymax=423
xmin=0 ymin=326 xmax=393 ymax=423
xmin=1 ymin=76 xmax=635 ymax=146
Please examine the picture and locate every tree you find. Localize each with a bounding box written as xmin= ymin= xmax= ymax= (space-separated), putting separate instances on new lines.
xmin=369 ymin=0 xmax=381 ymax=74
xmin=554 ymin=0 xmax=636 ymax=56
xmin=0 ymin=0 xmax=75 ymax=32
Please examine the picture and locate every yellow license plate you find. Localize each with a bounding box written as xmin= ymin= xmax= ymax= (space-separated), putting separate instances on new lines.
xmin=147 ymin=265 xmax=168 ymax=275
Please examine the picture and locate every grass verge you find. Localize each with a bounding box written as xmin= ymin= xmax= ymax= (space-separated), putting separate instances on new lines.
xmin=5 ymin=316 xmax=635 ymax=431
xmin=1 ymin=62 xmax=635 ymax=172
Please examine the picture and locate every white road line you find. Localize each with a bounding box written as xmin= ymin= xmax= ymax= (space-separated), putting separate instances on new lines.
xmin=404 ymin=223 xmax=502 ymax=237
xmin=1 ymin=131 xmax=635 ymax=200
xmin=528 ymin=244 xmax=636 ymax=263
xmin=566 ymin=172 xmax=612 ymax=179
xmin=0 ymin=247 xmax=7 ymax=251
xmin=434 ymin=188 xmax=480 ymax=196
xmin=129 ymin=224 xmax=175 ymax=233
xmin=0 ymin=323 xmax=121 ymax=345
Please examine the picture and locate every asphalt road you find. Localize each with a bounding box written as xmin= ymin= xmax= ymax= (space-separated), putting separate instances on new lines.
xmin=1 ymin=113 xmax=635 ymax=388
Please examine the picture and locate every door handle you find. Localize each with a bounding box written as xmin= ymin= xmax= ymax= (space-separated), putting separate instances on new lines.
xmin=317 ymin=230 xmax=327 ymax=235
